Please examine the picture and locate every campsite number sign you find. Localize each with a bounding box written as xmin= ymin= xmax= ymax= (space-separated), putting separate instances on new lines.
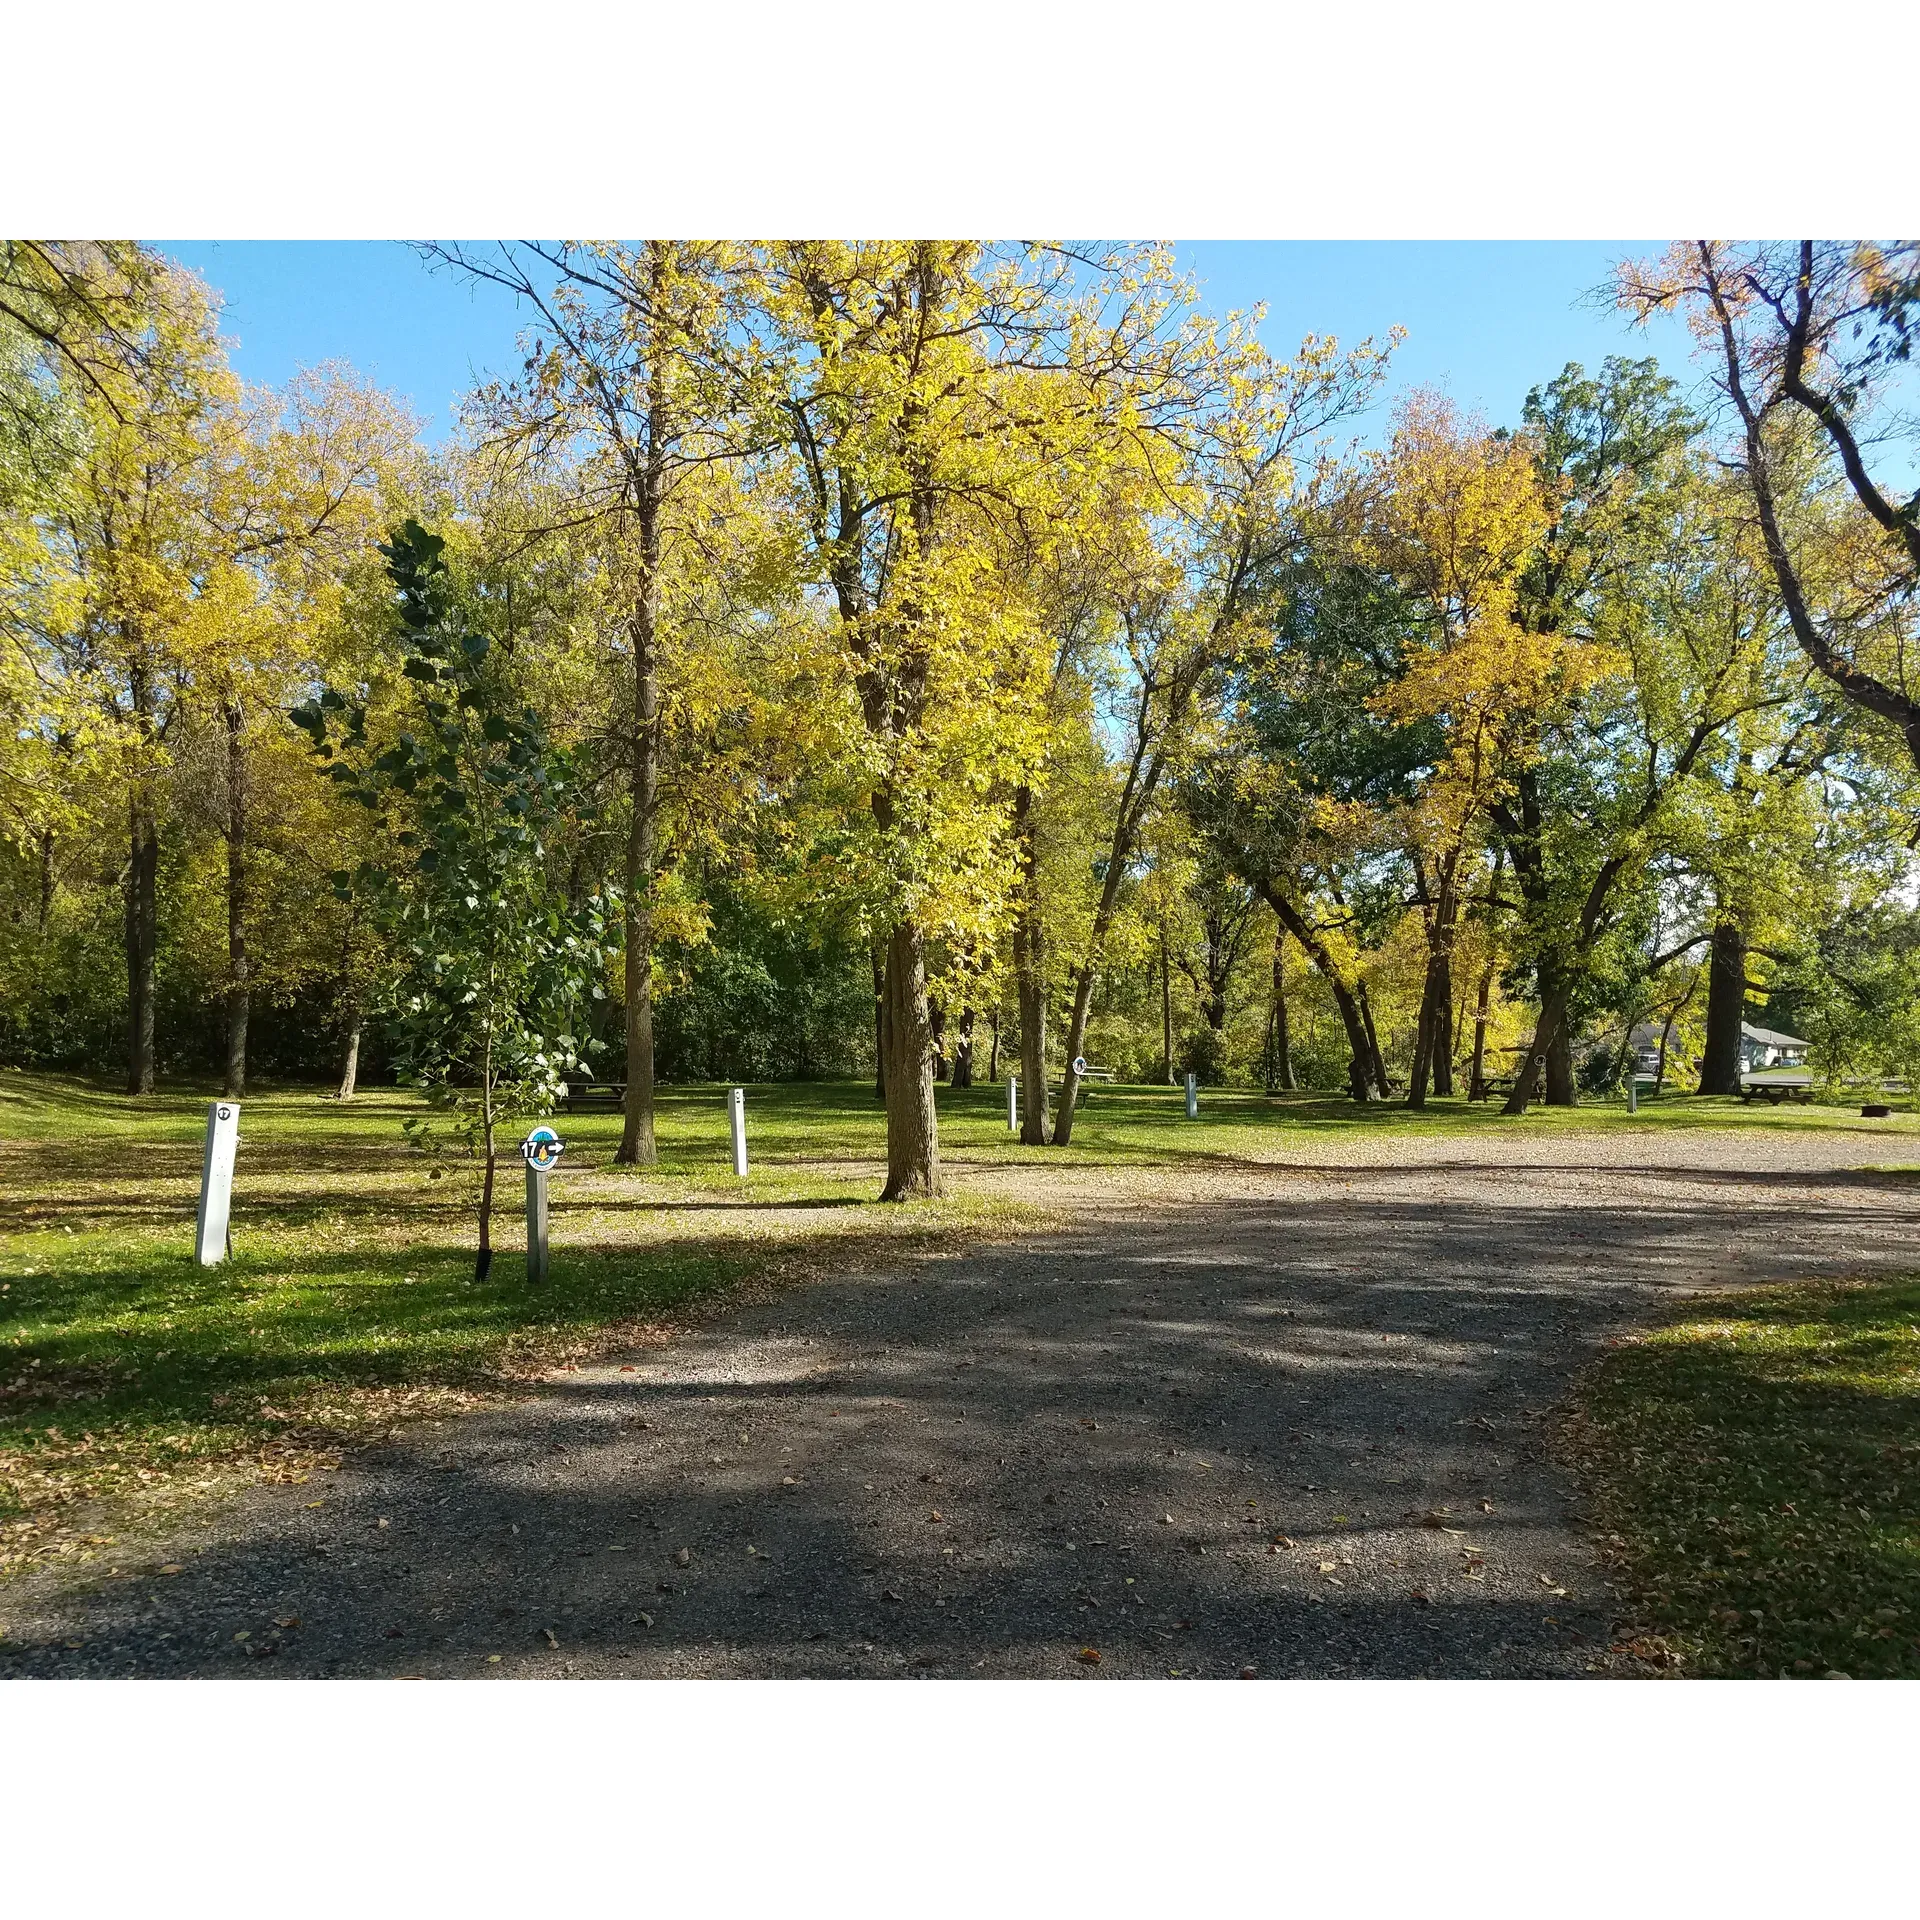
xmin=520 ymin=1127 xmax=564 ymax=1283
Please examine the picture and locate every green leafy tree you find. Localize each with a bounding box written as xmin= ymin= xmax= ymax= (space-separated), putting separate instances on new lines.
xmin=293 ymin=520 xmax=618 ymax=1279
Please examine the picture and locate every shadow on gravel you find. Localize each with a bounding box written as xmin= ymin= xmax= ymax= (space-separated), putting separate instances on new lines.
xmin=13 ymin=1154 xmax=1917 ymax=1682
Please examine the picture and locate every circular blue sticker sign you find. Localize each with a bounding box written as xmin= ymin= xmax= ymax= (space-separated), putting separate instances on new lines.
xmin=520 ymin=1126 xmax=565 ymax=1171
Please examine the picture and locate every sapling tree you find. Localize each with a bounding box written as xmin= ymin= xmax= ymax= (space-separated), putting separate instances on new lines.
xmin=293 ymin=519 xmax=617 ymax=1279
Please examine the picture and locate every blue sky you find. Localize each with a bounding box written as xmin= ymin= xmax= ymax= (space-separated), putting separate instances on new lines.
xmin=158 ymin=240 xmax=1698 ymax=440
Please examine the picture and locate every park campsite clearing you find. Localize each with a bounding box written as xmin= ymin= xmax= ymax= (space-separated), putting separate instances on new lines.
xmin=2 ymin=1071 xmax=1917 ymax=1678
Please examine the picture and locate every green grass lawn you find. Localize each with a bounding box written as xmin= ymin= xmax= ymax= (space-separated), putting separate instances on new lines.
xmin=3 ymin=1064 xmax=1915 ymax=1586
xmin=1568 ymin=1277 xmax=1920 ymax=1678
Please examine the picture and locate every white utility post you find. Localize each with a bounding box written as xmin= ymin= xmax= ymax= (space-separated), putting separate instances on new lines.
xmin=1627 ymin=1076 xmax=1639 ymax=1115
xmin=520 ymin=1127 xmax=564 ymax=1285
xmin=1185 ymin=1071 xmax=1198 ymax=1119
xmin=730 ymin=1087 xmax=748 ymax=1177
xmin=1007 ymin=1074 xmax=1019 ymax=1132
xmin=194 ymin=1100 xmax=240 ymax=1266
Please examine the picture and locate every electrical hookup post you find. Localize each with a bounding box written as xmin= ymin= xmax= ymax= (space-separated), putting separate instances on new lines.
xmin=521 ymin=1125 xmax=565 ymax=1284
xmin=1006 ymin=1074 xmax=1018 ymax=1132
xmin=1185 ymin=1072 xmax=1198 ymax=1119
xmin=729 ymin=1088 xmax=748 ymax=1178
xmin=194 ymin=1101 xmax=240 ymax=1266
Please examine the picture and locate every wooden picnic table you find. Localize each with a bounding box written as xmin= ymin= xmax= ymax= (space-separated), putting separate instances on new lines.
xmin=560 ymin=1081 xmax=626 ymax=1113
xmin=1740 ymin=1070 xmax=1814 ymax=1106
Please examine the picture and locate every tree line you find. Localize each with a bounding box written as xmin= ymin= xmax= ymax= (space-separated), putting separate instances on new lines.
xmin=3 ymin=239 xmax=1917 ymax=1203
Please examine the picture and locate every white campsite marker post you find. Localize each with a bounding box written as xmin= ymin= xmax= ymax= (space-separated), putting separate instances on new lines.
xmin=1185 ymin=1071 xmax=1199 ymax=1119
xmin=520 ymin=1126 xmax=565 ymax=1284
xmin=1007 ymin=1074 xmax=1019 ymax=1132
xmin=194 ymin=1101 xmax=240 ymax=1266
xmin=1627 ymin=1075 xmax=1639 ymax=1115
xmin=729 ymin=1087 xmax=748 ymax=1178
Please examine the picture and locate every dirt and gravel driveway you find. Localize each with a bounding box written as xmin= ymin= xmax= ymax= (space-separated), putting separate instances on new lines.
xmin=5 ymin=1124 xmax=1913 ymax=1678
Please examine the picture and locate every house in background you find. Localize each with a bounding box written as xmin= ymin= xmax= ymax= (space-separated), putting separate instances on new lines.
xmin=1614 ymin=1018 xmax=1810 ymax=1090
xmin=1740 ymin=1022 xmax=1809 ymax=1073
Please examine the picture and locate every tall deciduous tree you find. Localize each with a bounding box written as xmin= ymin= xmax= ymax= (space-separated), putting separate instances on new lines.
xmin=1619 ymin=242 xmax=1920 ymax=772
xmin=431 ymin=241 xmax=767 ymax=1168
xmin=760 ymin=241 xmax=1193 ymax=1197
xmin=33 ymin=260 xmax=232 ymax=1091
xmin=294 ymin=521 xmax=617 ymax=1277
xmin=1364 ymin=391 xmax=1559 ymax=1107
xmin=1046 ymin=331 xmax=1391 ymax=1145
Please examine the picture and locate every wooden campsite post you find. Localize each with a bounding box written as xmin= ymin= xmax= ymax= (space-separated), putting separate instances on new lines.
xmin=520 ymin=1127 xmax=565 ymax=1284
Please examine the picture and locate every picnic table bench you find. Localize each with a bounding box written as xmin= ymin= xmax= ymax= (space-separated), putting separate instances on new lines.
xmin=1054 ymin=1065 xmax=1115 ymax=1103
xmin=1741 ymin=1071 xmax=1814 ymax=1106
xmin=560 ymin=1081 xmax=626 ymax=1113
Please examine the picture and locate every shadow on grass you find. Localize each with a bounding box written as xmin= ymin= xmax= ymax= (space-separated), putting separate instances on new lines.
xmin=0 ymin=1208 xmax=978 ymax=1467
xmin=1571 ymin=1277 xmax=1920 ymax=1678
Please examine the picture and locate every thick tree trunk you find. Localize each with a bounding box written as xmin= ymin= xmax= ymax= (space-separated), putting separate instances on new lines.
xmin=1466 ymin=847 xmax=1502 ymax=1100
xmin=1467 ymin=960 xmax=1495 ymax=1100
xmin=951 ymin=1006 xmax=974 ymax=1087
xmin=1545 ymin=1014 xmax=1576 ymax=1106
xmin=124 ymin=785 xmax=157 ymax=1095
xmin=476 ymin=1034 xmax=496 ymax=1281
xmin=37 ymin=827 xmax=53 ymax=934
xmin=1357 ymin=982 xmax=1391 ymax=1098
xmin=1053 ymin=733 xmax=1164 ymax=1147
xmin=929 ymin=1001 xmax=949 ymax=1082
xmin=336 ymin=1007 xmax=362 ymax=1100
xmin=1430 ymin=934 xmax=1455 ymax=1097
xmin=1502 ymin=971 xmax=1577 ymax=1115
xmin=1261 ymin=884 xmax=1378 ymax=1101
xmin=1407 ymin=864 xmax=1460 ymax=1108
xmin=1052 ymin=962 xmax=1100 ymax=1147
xmin=1406 ymin=959 xmax=1440 ymax=1109
xmin=617 ymin=277 xmax=672 ymax=1166
xmin=1332 ymin=981 xmax=1377 ymax=1101
xmin=1697 ymin=920 xmax=1746 ymax=1095
xmin=1012 ymin=785 xmax=1050 ymax=1144
xmin=1268 ymin=919 xmax=1294 ymax=1092
xmin=617 ymin=587 xmax=662 ymax=1166
xmin=880 ymin=919 xmax=941 ymax=1199
xmin=1017 ymin=948 xmax=1050 ymax=1142
xmin=1159 ymin=917 xmax=1174 ymax=1085
xmin=222 ymin=698 xmax=249 ymax=1099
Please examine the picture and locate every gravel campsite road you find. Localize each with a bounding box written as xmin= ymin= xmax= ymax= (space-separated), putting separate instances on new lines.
xmin=7 ymin=1126 xmax=1914 ymax=1680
